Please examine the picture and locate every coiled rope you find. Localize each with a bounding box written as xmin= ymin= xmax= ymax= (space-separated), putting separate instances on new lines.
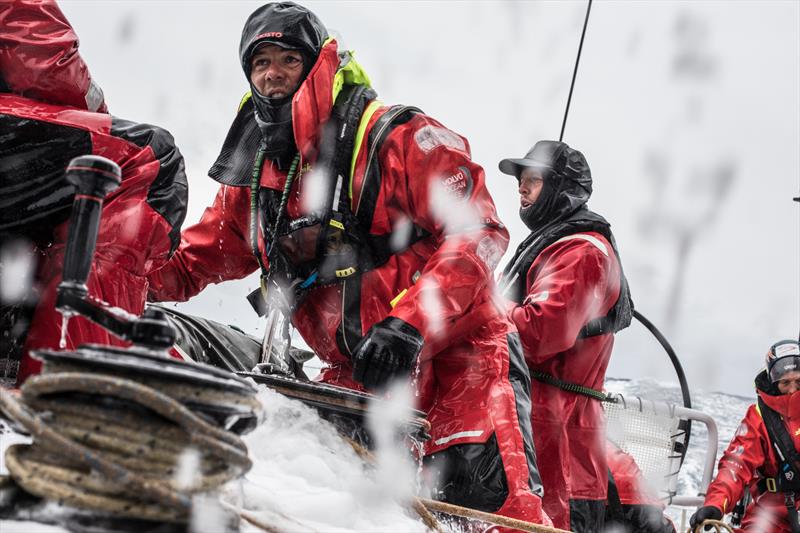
xmin=0 ymin=366 xmax=258 ymax=523
xmin=687 ymin=519 xmax=734 ymax=533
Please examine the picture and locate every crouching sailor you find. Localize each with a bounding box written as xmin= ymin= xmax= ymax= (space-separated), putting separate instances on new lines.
xmin=691 ymin=340 xmax=800 ymax=533
xmin=148 ymin=2 xmax=552 ymax=526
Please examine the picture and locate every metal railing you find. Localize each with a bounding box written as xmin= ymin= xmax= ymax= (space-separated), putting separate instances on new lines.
xmin=605 ymin=393 xmax=719 ymax=508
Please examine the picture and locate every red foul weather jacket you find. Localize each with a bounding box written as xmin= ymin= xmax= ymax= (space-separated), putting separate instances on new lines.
xmin=0 ymin=2 xmax=186 ymax=383
xmin=0 ymin=0 xmax=107 ymax=113
xmin=1 ymin=1 xmax=187 ymax=383
xmin=2 ymin=95 xmax=188 ymax=384
xmin=703 ymin=371 xmax=800 ymax=533
xmin=607 ymin=442 xmax=663 ymax=507
xmin=148 ymin=39 xmax=550 ymax=524
xmin=509 ymin=231 xmax=621 ymax=529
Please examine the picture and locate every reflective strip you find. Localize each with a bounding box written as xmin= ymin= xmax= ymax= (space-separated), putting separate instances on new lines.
xmin=349 ymin=100 xmax=382 ymax=199
xmin=390 ymin=288 xmax=408 ymax=308
xmin=554 ymin=233 xmax=609 ymax=256
xmin=329 ymin=219 xmax=345 ymax=230
xmin=434 ymin=430 xmax=484 ymax=446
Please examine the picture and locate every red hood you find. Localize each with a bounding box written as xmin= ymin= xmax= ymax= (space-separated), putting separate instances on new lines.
xmin=290 ymin=39 xmax=340 ymax=161
xmin=0 ymin=1 xmax=107 ymax=112
xmin=756 ymin=369 xmax=800 ymax=419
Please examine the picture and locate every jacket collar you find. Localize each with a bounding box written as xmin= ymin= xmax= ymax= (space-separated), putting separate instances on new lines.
xmin=290 ymin=39 xmax=340 ymax=161
xmin=756 ymin=369 xmax=800 ymax=420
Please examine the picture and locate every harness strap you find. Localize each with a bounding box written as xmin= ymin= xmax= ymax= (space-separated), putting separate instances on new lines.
xmin=338 ymin=104 xmax=423 ymax=356
xmin=758 ymin=397 xmax=800 ymax=488
xmin=353 ymin=105 xmax=421 ymax=224
xmin=530 ymin=370 xmax=616 ymax=403
xmin=757 ymin=477 xmax=779 ymax=493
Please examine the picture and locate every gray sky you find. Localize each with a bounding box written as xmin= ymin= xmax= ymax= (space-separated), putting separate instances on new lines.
xmin=59 ymin=0 xmax=800 ymax=396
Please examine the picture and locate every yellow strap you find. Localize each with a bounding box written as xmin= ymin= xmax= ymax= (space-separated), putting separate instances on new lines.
xmin=390 ymin=288 xmax=408 ymax=308
xmin=349 ymin=100 xmax=382 ymax=200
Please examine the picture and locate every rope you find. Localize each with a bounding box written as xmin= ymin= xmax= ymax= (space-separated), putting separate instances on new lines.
xmin=344 ymin=437 xmax=571 ymax=533
xmin=250 ymin=141 xmax=268 ymax=274
xmin=343 ymin=437 xmax=443 ymax=532
xmin=419 ymin=498 xmax=573 ymax=533
xmin=0 ymin=367 xmax=256 ymax=523
xmin=687 ymin=519 xmax=735 ymax=533
xmin=218 ymin=499 xmax=321 ymax=533
xmin=531 ymin=369 xmax=617 ymax=403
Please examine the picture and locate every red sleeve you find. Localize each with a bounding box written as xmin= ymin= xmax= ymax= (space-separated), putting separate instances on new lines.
xmin=509 ymin=233 xmax=620 ymax=363
xmin=0 ymin=0 xmax=107 ymax=112
xmin=703 ymin=405 xmax=769 ymax=513
xmin=384 ymin=115 xmax=509 ymax=351
xmin=147 ymin=184 xmax=259 ymax=302
xmin=607 ymin=441 xmax=663 ymax=505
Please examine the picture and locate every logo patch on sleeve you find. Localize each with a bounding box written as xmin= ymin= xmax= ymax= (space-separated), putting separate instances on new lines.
xmin=414 ymin=125 xmax=467 ymax=154
xmin=442 ymin=166 xmax=473 ymax=200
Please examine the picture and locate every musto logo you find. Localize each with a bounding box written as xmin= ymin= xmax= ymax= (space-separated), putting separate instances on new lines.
xmin=443 ymin=166 xmax=473 ymax=200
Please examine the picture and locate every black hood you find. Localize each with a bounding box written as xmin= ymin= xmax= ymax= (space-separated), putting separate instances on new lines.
xmin=239 ymin=2 xmax=327 ymax=78
xmin=500 ymin=140 xmax=593 ymax=231
xmin=756 ymin=369 xmax=781 ymax=396
xmin=239 ymin=2 xmax=328 ymax=165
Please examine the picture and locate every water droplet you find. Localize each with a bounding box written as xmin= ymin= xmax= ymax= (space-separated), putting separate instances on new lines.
xmin=59 ymin=312 xmax=73 ymax=349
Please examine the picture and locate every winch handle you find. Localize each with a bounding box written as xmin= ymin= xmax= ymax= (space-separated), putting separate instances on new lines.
xmin=59 ymin=155 xmax=121 ymax=298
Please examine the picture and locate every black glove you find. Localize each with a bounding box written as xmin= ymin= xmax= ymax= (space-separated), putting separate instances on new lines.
xmin=352 ymin=317 xmax=424 ymax=390
xmin=689 ymin=506 xmax=722 ymax=531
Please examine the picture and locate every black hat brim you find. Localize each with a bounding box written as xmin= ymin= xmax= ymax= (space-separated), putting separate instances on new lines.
xmin=498 ymin=158 xmax=551 ymax=178
xmin=253 ymin=39 xmax=302 ymax=52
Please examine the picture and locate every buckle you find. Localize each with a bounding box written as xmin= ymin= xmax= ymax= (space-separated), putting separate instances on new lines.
xmin=767 ymin=477 xmax=778 ymax=492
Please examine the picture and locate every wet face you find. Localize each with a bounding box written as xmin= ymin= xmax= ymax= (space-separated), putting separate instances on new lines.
xmin=777 ymin=370 xmax=800 ymax=394
xmin=249 ymin=43 xmax=305 ymax=98
xmin=518 ymin=167 xmax=545 ymax=208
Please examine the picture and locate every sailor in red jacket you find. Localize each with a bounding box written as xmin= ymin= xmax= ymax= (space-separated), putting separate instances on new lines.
xmin=606 ymin=441 xmax=676 ymax=532
xmin=0 ymin=0 xmax=106 ymax=113
xmin=691 ymin=339 xmax=800 ymax=533
xmin=147 ymin=2 xmax=550 ymax=525
xmin=0 ymin=0 xmax=188 ymax=384
xmin=498 ymin=140 xmax=633 ymax=531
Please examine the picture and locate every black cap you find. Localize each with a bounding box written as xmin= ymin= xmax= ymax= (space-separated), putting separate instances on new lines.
xmin=499 ymin=140 xmax=569 ymax=178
